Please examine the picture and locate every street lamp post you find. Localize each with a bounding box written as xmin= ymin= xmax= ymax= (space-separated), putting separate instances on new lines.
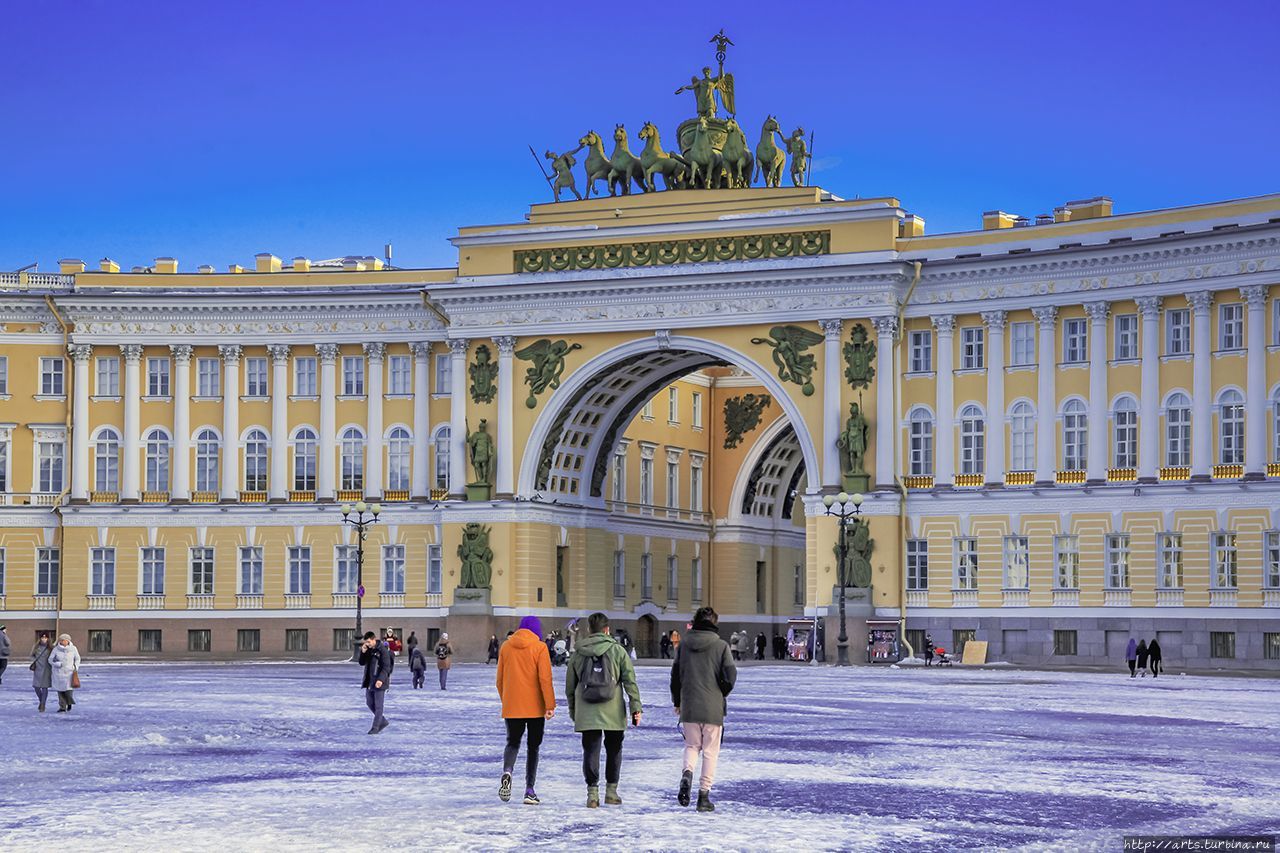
xmin=823 ymin=491 xmax=864 ymax=667
xmin=341 ymin=500 xmax=382 ymax=661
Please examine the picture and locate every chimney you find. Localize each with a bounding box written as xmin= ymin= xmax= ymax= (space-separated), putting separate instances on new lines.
xmin=1012 ymin=216 xmax=1031 ymax=228
xmin=198 ymin=264 xmax=215 ymax=274
xmin=99 ymin=258 xmax=120 ymax=273
xmin=1053 ymin=206 xmax=1072 ymax=224
xmin=255 ymin=253 xmax=282 ymax=273
xmin=982 ymin=210 xmax=1019 ymax=230
xmin=292 ymin=256 xmax=311 ymax=272
xmin=364 ymin=256 xmax=384 ymax=271
xmin=1035 ymin=214 xmax=1054 ymax=226
xmin=154 ymin=257 xmax=179 ymax=274
xmin=59 ymin=258 xmax=86 ymax=274
xmin=228 ymin=264 xmax=245 ymax=274
xmin=342 ymin=257 xmax=367 ymax=271
xmin=1063 ymin=196 xmax=1113 ymax=222
xmin=898 ymin=214 xmax=926 ymax=237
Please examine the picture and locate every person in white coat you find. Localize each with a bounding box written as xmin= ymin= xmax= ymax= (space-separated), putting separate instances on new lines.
xmin=49 ymin=634 xmax=81 ymax=713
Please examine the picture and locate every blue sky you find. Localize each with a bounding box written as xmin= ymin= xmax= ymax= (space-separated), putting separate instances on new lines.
xmin=2 ymin=1 xmax=1278 ymax=272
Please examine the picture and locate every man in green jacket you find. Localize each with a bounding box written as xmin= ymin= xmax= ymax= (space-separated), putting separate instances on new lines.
xmin=670 ymin=606 xmax=737 ymax=812
xmin=566 ymin=612 xmax=643 ymax=808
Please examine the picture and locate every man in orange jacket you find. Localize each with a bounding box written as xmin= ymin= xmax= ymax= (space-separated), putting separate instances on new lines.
xmin=496 ymin=615 xmax=556 ymax=805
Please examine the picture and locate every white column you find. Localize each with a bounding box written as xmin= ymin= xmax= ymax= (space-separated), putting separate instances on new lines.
xmin=363 ymin=342 xmax=385 ymax=499
xmin=170 ymin=345 xmax=192 ymax=501
xmin=219 ymin=345 xmax=242 ymax=500
xmin=448 ymin=338 xmax=469 ymax=496
xmin=1032 ymin=307 xmax=1058 ymax=483
xmin=818 ymin=319 xmax=843 ymax=488
xmin=317 ymin=344 xmax=339 ymax=500
xmin=410 ymin=342 xmax=432 ymax=499
xmin=267 ymin=344 xmax=290 ymax=500
xmin=1187 ymin=292 xmax=1214 ymax=479
xmin=932 ymin=316 xmax=955 ymax=486
xmin=1084 ymin=301 xmax=1110 ymax=483
xmin=1136 ymin=297 xmax=1162 ymax=482
xmin=981 ymin=311 xmax=1007 ymax=485
xmin=69 ymin=344 xmax=92 ymax=501
xmin=1242 ymin=285 xmax=1268 ymax=478
xmin=121 ymin=344 xmax=143 ymax=501
xmin=871 ymin=316 xmax=898 ymax=489
xmin=494 ymin=335 xmax=517 ymax=497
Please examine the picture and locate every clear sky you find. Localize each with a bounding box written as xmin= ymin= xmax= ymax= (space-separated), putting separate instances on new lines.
xmin=2 ymin=1 xmax=1278 ymax=273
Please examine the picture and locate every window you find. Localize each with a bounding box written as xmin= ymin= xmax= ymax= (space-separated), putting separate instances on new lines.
xmin=383 ymin=544 xmax=406 ymax=594
xmin=388 ymin=355 xmax=411 ymax=395
xmin=613 ymin=550 xmax=626 ymax=599
xmin=1003 ymin=536 xmax=1029 ymax=589
xmin=288 ymin=546 xmax=312 ymax=595
xmin=1114 ymin=313 xmax=1139 ymax=359
xmin=691 ymin=392 xmax=703 ymax=429
xmin=1063 ymin=318 xmax=1088 ymax=363
xmin=96 ymin=357 xmax=120 ymax=396
xmin=286 ymin=629 xmax=309 ymax=652
xmin=433 ymin=426 xmax=451 ymax=490
xmin=909 ymin=330 xmax=932 ymax=372
xmin=387 ymin=427 xmax=411 ymax=491
xmin=906 ymin=539 xmax=928 ymax=590
xmin=1054 ymin=535 xmax=1079 ymax=589
xmin=665 ymin=459 xmax=679 ymax=509
xmin=1009 ymin=322 xmax=1035 ymax=366
xmin=1218 ymin=390 xmax=1245 ymax=464
xmin=94 ymin=428 xmax=120 ymax=492
xmin=195 ymin=430 xmax=221 ymax=492
xmin=342 ymin=356 xmax=365 ymax=395
xmin=1165 ymin=393 xmax=1192 ymax=467
xmin=333 ymin=628 xmax=356 ymax=652
xmin=138 ymin=629 xmax=162 ymax=653
xmin=0 ymin=433 xmax=6 ymax=492
xmin=1166 ymin=308 xmax=1191 ymax=355
xmin=244 ymin=429 xmax=268 ymax=491
xmin=1274 ymin=391 xmax=1280 ymax=462
xmin=1113 ymin=397 xmax=1138 ymax=468
xmin=1009 ymin=402 xmax=1035 ymax=471
xmin=140 ymin=547 xmax=165 ymax=596
xmin=433 ymin=353 xmax=451 ymax=394
xmin=640 ymin=456 xmax=654 ymax=504
xmin=610 ymin=448 xmax=626 ymax=502
xmin=190 ymin=547 xmax=214 ymax=595
xmin=38 ymin=437 xmax=65 ymax=493
xmin=197 ymin=358 xmax=220 ymax=397
xmin=238 ymin=546 xmax=264 ymax=595
xmin=692 ymin=557 xmax=703 ymax=602
xmin=642 ymin=399 xmax=654 ymax=419
xmin=953 ymin=537 xmax=978 ymax=590
xmin=959 ymin=405 xmax=985 ymax=476
xmin=667 ymin=555 xmax=679 ymax=602
xmin=335 ymin=546 xmax=359 ymax=594
xmin=188 ymin=629 xmax=212 ymax=652
xmin=952 ymin=629 xmax=976 ymax=656
xmin=960 ymin=327 xmax=984 ymax=369
xmin=428 ymin=544 xmax=442 ymax=595
xmin=0 ymin=548 xmax=4 ymax=595
xmin=237 ymin=629 xmax=261 ymax=653
xmin=146 ymin=357 xmax=170 ymax=396
xmin=293 ymin=428 xmax=317 ymax=491
xmin=1212 ymin=532 xmax=1237 ymax=589
xmin=40 ymin=357 xmax=65 ymax=395
xmin=0 ymin=355 xmax=6 ymax=394
xmin=340 ymin=427 xmax=365 ymax=490
xmin=667 ymin=386 xmax=679 ymax=423
xmin=1053 ymin=630 xmax=1078 ymax=656
xmin=1062 ymin=400 xmax=1087 ymax=471
xmin=641 ymin=553 xmax=653 ymax=600
xmin=91 ymin=547 xmax=116 ymax=596
xmin=144 ymin=429 xmax=170 ymax=492
xmin=1265 ymin=633 xmax=1280 ymax=661
xmin=1219 ymin=303 xmax=1244 ymax=350
xmin=88 ymin=630 xmax=112 ymax=653
xmin=1275 ymin=299 xmax=1280 ymax=346
xmin=1266 ymin=531 xmax=1280 ymax=589
xmin=1105 ymin=533 xmax=1130 ymax=589
xmin=37 ymin=547 xmax=60 ymax=596
xmin=689 ymin=462 xmax=704 ymax=512
xmin=1158 ymin=533 xmax=1183 ymax=588
xmin=908 ymin=408 xmax=934 ymax=476
xmin=245 ymin=357 xmax=268 ymax=397
xmin=294 ymin=357 xmax=317 ymax=396
xmin=1209 ymin=632 xmax=1235 ymax=659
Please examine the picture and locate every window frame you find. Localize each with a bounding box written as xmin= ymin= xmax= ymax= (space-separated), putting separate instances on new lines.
xmin=387 ymin=355 xmax=412 ymax=395
xmin=1063 ymin=318 xmax=1088 ymax=364
xmin=1166 ymin=308 xmax=1191 ymax=355
xmin=244 ymin=357 xmax=269 ymax=397
xmin=197 ymin=357 xmax=221 ymax=397
xmin=238 ymin=546 xmax=264 ymax=596
xmin=40 ymin=356 xmax=66 ymax=396
xmin=383 ymin=544 xmax=406 ymax=595
xmin=960 ymin=326 xmax=984 ymax=370
xmin=1105 ymin=533 xmax=1130 ymax=589
xmin=293 ymin=356 xmax=317 ymax=397
xmin=908 ymin=330 xmax=933 ymax=373
xmin=952 ymin=536 xmax=978 ymax=591
xmin=1114 ymin=313 xmax=1139 ymax=360
xmin=1002 ymin=535 xmax=1029 ymax=589
xmin=90 ymin=546 xmax=116 ymax=596
xmin=1165 ymin=394 xmax=1192 ymax=467
xmin=146 ymin=356 xmax=171 ymax=397
xmin=906 ymin=538 xmax=928 ymax=591
xmin=288 ymin=545 xmax=312 ymax=596
xmin=1009 ymin=321 xmax=1035 ymax=366
xmin=140 ymin=546 xmax=165 ymax=596
xmin=96 ymin=356 xmax=120 ymax=396
xmin=1112 ymin=397 xmax=1138 ymax=468
xmin=1158 ymin=533 xmax=1183 ymax=589
xmin=1054 ymin=534 xmax=1079 ymax=589
xmin=36 ymin=546 xmax=60 ymax=596
xmin=1218 ymin=302 xmax=1244 ymax=351
xmin=190 ymin=546 xmax=215 ymax=596
xmin=1211 ymin=531 xmax=1238 ymax=590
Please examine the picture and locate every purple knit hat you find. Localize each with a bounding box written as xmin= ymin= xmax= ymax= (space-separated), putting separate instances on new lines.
xmin=518 ymin=615 xmax=543 ymax=639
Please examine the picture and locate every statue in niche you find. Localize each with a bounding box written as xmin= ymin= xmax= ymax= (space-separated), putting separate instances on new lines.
xmin=467 ymin=419 xmax=495 ymax=486
xmin=834 ymin=517 xmax=874 ymax=589
xmin=458 ymin=523 xmax=494 ymax=589
xmin=837 ymin=401 xmax=870 ymax=493
xmin=723 ymin=393 xmax=772 ymax=450
xmin=469 ymin=344 xmax=498 ymax=403
xmin=843 ymin=324 xmax=877 ymax=389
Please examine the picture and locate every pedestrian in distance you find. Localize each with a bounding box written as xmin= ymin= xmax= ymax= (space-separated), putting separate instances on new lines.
xmin=923 ymin=633 xmax=934 ymax=667
xmin=671 ymin=628 xmax=682 ymax=656
xmin=31 ymin=633 xmax=53 ymax=712
xmin=49 ymin=633 xmax=81 ymax=713
xmin=1147 ymin=638 xmax=1163 ymax=678
xmin=1125 ymin=637 xmax=1138 ymax=677
xmin=406 ymin=631 xmax=419 ymax=657
xmin=496 ymin=615 xmax=556 ymax=806
xmin=435 ymin=633 xmax=454 ymax=690
xmin=566 ymin=612 xmax=643 ymax=809
xmin=772 ymin=634 xmax=785 ymax=661
xmin=729 ymin=631 xmax=741 ymax=661
xmin=488 ymin=634 xmax=500 ymax=665
xmin=1136 ymin=639 xmax=1149 ymax=677
xmin=660 ymin=632 xmax=672 ymax=660
xmin=754 ymin=632 xmax=766 ymax=661
xmin=408 ymin=644 xmax=428 ymax=689
xmin=0 ymin=624 xmax=10 ymax=684
xmin=385 ymin=630 xmax=403 ymax=657
xmin=359 ymin=631 xmax=393 ymax=734
xmin=671 ymin=606 xmax=737 ymax=813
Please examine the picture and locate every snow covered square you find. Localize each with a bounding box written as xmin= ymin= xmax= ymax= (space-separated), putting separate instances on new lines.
xmin=2 ymin=661 xmax=1278 ymax=851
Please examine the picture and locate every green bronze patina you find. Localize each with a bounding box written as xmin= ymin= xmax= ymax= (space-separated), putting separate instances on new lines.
xmin=843 ymin=324 xmax=877 ymax=389
xmin=514 ymin=230 xmax=830 ymax=274
xmin=545 ymin=147 xmax=583 ymax=202
xmin=722 ymin=118 xmax=754 ymax=189
xmin=687 ymin=116 xmax=727 ymax=190
xmin=755 ymin=115 xmax=787 ymax=189
xmin=751 ymin=325 xmax=824 ymax=396
xmin=458 ymin=523 xmax=494 ymax=589
xmin=580 ymin=130 xmax=612 ymax=199
xmin=516 ymin=339 xmax=583 ymax=408
xmin=469 ymin=344 xmax=499 ymax=403
xmin=837 ymin=401 xmax=870 ymax=492
xmin=836 ymin=517 xmax=875 ymax=588
xmin=723 ymin=393 xmax=772 ymax=449
xmin=467 ymin=418 xmax=495 ymax=488
xmin=786 ymin=127 xmax=810 ymax=187
xmin=608 ymin=124 xmax=648 ymax=196
xmin=638 ymin=121 xmax=689 ymax=192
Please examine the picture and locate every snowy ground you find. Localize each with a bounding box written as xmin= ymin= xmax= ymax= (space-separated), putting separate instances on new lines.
xmin=1 ymin=662 xmax=1278 ymax=852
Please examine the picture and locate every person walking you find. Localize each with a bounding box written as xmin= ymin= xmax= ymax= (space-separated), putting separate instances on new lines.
xmin=360 ymin=631 xmax=394 ymax=733
xmin=1147 ymin=638 xmax=1163 ymax=678
xmin=435 ymin=633 xmax=454 ymax=690
xmin=1136 ymin=639 xmax=1150 ymax=678
xmin=566 ymin=612 xmax=643 ymax=809
xmin=728 ymin=631 xmax=741 ymax=661
xmin=671 ymin=628 xmax=682 ymax=657
xmin=660 ymin=632 xmax=672 ymax=660
xmin=31 ymin=633 xmax=53 ymax=712
xmin=408 ymin=643 xmax=428 ymax=689
xmin=49 ymin=634 xmax=80 ymax=713
xmin=496 ymin=615 xmax=556 ymax=806
xmin=386 ymin=631 xmax=403 ymax=657
xmin=923 ymin=634 xmax=935 ymax=667
xmin=0 ymin=624 xmax=10 ymax=684
xmin=406 ymin=631 xmax=419 ymax=658
xmin=487 ymin=634 xmax=500 ymax=665
xmin=671 ymin=606 xmax=737 ymax=813
xmin=754 ymin=632 xmax=766 ymax=661
xmin=1125 ymin=637 xmax=1138 ymax=677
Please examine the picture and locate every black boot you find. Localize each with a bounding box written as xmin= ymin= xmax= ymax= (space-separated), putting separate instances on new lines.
xmin=696 ymin=790 xmax=715 ymax=813
xmin=678 ymin=770 xmax=693 ymax=807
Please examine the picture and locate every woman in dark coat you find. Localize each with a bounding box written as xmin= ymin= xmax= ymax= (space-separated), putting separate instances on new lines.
xmin=31 ymin=633 xmax=53 ymax=712
xmin=1135 ymin=639 xmax=1149 ymax=677
xmin=487 ymin=634 xmax=500 ymax=664
xmin=1125 ymin=638 xmax=1138 ymax=677
xmin=1147 ymin=638 xmax=1162 ymax=677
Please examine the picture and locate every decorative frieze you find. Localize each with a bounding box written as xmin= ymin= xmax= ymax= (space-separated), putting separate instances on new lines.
xmin=513 ymin=230 xmax=830 ymax=274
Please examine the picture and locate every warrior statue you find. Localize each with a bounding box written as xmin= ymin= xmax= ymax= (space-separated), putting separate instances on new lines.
xmin=836 ymin=402 xmax=869 ymax=477
xmin=467 ymin=419 xmax=495 ymax=486
xmin=786 ymin=127 xmax=809 ymax=187
xmin=545 ymin=147 xmax=583 ymax=202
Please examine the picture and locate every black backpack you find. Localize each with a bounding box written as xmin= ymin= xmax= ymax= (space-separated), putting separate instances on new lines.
xmin=578 ymin=652 xmax=619 ymax=704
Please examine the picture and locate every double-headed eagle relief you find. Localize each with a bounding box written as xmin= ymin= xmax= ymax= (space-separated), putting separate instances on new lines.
xmin=540 ymin=31 xmax=812 ymax=197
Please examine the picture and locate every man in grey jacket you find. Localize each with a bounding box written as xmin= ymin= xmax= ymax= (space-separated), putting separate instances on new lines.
xmin=0 ymin=624 xmax=10 ymax=685
xmin=359 ymin=631 xmax=394 ymax=734
xmin=670 ymin=606 xmax=736 ymax=812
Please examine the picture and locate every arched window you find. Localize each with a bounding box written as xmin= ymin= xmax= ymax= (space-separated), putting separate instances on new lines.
xmin=434 ymin=426 xmax=451 ymax=491
xmin=1009 ymin=402 xmax=1035 ymax=471
xmin=387 ymin=427 xmax=411 ymax=491
xmin=243 ymin=429 xmax=268 ymax=491
xmin=907 ymin=408 xmax=933 ymax=476
xmin=145 ymin=428 xmax=171 ymax=492
xmin=94 ymin=428 xmax=120 ymax=492
xmin=195 ymin=429 xmax=220 ymax=492
xmin=1273 ymin=389 xmax=1280 ymax=463
xmin=959 ymin=405 xmax=985 ymax=476
xmin=1165 ymin=393 xmax=1191 ymax=467
xmin=1062 ymin=400 xmax=1087 ymax=471
xmin=1113 ymin=397 xmax=1138 ymax=469
xmin=340 ymin=427 xmax=365 ymax=491
xmin=293 ymin=428 xmax=317 ymax=491
xmin=1218 ymin=389 xmax=1245 ymax=465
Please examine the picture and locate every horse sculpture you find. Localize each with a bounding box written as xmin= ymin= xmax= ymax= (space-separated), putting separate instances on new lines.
xmin=607 ymin=124 xmax=648 ymax=196
xmin=580 ymin=130 xmax=613 ymax=198
xmin=722 ymin=118 xmax=755 ymax=188
xmin=638 ymin=121 xmax=689 ymax=192
xmin=688 ymin=116 xmax=725 ymax=190
xmin=755 ymin=115 xmax=787 ymax=189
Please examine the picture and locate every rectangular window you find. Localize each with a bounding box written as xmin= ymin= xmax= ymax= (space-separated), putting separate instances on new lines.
xmin=190 ymin=547 xmax=215 ymax=595
xmin=641 ymin=553 xmax=653 ymax=600
xmin=383 ymin=544 xmax=406 ymax=594
xmin=342 ymin=356 xmax=365 ymax=395
xmin=953 ymin=537 xmax=978 ymax=590
xmin=1003 ymin=535 xmax=1029 ymax=589
xmin=37 ymin=547 xmax=60 ymax=596
xmin=666 ymin=460 xmax=679 ymax=509
xmin=642 ymin=399 xmax=654 ymax=419
xmin=793 ymin=563 xmax=804 ymax=605
xmin=294 ymin=357 xmax=317 ymax=396
xmin=691 ymin=392 xmax=703 ymax=429
xmin=188 ymin=629 xmax=211 ymax=652
xmin=1009 ymin=322 xmax=1035 ymax=366
xmin=245 ymin=357 xmax=268 ymax=397
xmin=667 ymin=386 xmax=679 ymax=423
xmin=38 ymin=438 xmax=65 ymax=493
xmin=1210 ymin=631 xmax=1235 ymax=659
xmin=238 ymin=546 xmax=264 ymax=595
xmin=1212 ymin=531 xmax=1238 ymax=589
xmin=1166 ymin=308 xmax=1191 ymax=355
xmin=0 ymin=435 xmax=6 ymax=492
xmin=906 ymin=539 xmax=928 ymax=591
xmin=388 ymin=355 xmax=411 ymax=394
xmin=1114 ymin=313 xmax=1139 ymax=359
xmin=237 ymin=629 xmax=261 ymax=653
xmin=90 ymin=547 xmax=116 ymax=596
xmin=613 ymin=550 xmax=626 ymax=600
xmin=434 ymin=353 xmax=451 ymax=394
xmin=952 ymin=629 xmax=976 ymax=656
xmin=333 ymin=628 xmax=356 ymax=652
xmin=285 ymin=628 xmax=309 ymax=652
xmin=88 ymin=630 xmax=112 ymax=653
xmin=1219 ymin=303 xmax=1244 ymax=350
xmin=610 ymin=450 xmax=626 ymax=502
xmin=960 ymin=327 xmax=984 ymax=369
xmin=692 ymin=557 xmax=703 ymax=603
xmin=909 ymin=330 xmax=932 ymax=372
xmin=667 ymin=555 xmax=679 ymax=602
xmin=335 ymin=546 xmax=358 ymax=594
xmin=140 ymin=547 xmax=165 ymax=596
xmin=1265 ymin=531 xmax=1280 ymax=589
xmin=0 ymin=548 xmax=4 ymax=595
xmin=1053 ymin=630 xmax=1078 ymax=656
xmin=427 ymin=544 xmax=443 ymax=595
xmin=287 ymin=546 xmax=312 ymax=595
xmin=0 ymin=355 xmax=7 ymax=393
xmin=690 ymin=464 xmax=704 ymax=512
xmin=197 ymin=358 xmax=220 ymax=396
xmin=40 ymin=357 xmax=65 ymax=395
xmin=138 ymin=629 xmax=162 ymax=653
xmin=96 ymin=357 xmax=120 ymax=396
xmin=1265 ymin=633 xmax=1280 ymax=661
xmin=1063 ymin=318 xmax=1088 ymax=363
xmin=147 ymin=357 xmax=171 ymax=396
xmin=1158 ymin=533 xmax=1183 ymax=588
xmin=640 ymin=457 xmax=654 ymax=504
xmin=1054 ymin=534 xmax=1079 ymax=589
xmin=1106 ymin=533 xmax=1130 ymax=589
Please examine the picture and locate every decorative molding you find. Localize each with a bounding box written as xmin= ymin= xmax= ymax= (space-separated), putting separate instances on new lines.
xmin=930 ymin=315 xmax=955 ymax=334
xmin=1084 ymin=301 xmax=1111 ymax=323
xmin=655 ymin=329 xmax=671 ymax=350
xmin=316 ymin=343 xmax=340 ymax=363
xmin=120 ymin=344 xmax=143 ymax=362
xmin=492 ymin=336 xmax=517 ymax=357
xmin=1240 ymin=284 xmax=1268 ymax=308
xmin=818 ymin=318 xmax=843 ymax=340
xmin=68 ymin=343 xmax=92 ymax=362
xmin=362 ymin=342 xmax=386 ymax=362
xmin=267 ymin=344 xmax=291 ymax=364
xmin=871 ymin=315 xmax=900 ymax=339
xmin=1135 ymin=295 xmax=1163 ymax=316
xmin=447 ymin=338 xmax=470 ymax=357
xmin=410 ymin=341 xmax=433 ymax=359
xmin=1032 ymin=306 xmax=1058 ymax=327
xmin=218 ymin=344 xmax=243 ymax=364
xmin=979 ymin=310 xmax=1007 ymax=331
xmin=513 ymin=230 xmax=830 ymax=274
xmin=169 ymin=344 xmax=193 ymax=364
xmin=1185 ymin=291 xmax=1215 ymax=313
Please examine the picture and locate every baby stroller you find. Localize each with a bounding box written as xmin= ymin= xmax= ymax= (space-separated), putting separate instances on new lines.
xmin=552 ymin=639 xmax=569 ymax=666
xmin=933 ymin=646 xmax=954 ymax=667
